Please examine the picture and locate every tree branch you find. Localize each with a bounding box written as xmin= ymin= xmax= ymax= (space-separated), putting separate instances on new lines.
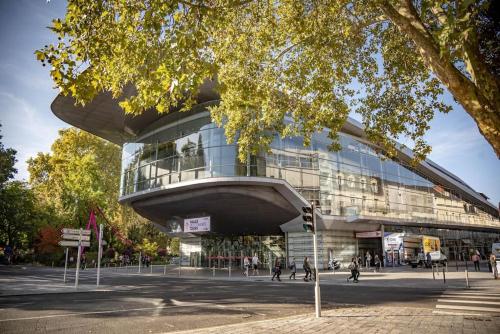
xmin=378 ymin=0 xmax=500 ymax=156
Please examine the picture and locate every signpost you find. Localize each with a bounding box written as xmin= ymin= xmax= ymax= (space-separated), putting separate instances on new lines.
xmin=61 ymin=234 xmax=91 ymax=241
xmin=59 ymin=240 xmax=90 ymax=247
xmin=97 ymin=224 xmax=103 ymax=287
xmin=59 ymin=227 xmax=92 ymax=288
xmin=74 ymin=229 xmax=83 ymax=288
xmin=63 ymin=248 xmax=69 ymax=283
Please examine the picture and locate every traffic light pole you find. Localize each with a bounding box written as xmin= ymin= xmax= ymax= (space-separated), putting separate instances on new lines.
xmin=312 ymin=202 xmax=321 ymax=318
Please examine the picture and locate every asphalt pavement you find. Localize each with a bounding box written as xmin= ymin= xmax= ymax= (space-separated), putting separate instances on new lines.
xmin=0 ymin=265 xmax=496 ymax=333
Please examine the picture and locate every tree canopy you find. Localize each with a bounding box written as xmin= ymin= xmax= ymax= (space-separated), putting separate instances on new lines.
xmin=0 ymin=124 xmax=17 ymax=187
xmin=27 ymin=128 xmax=122 ymax=223
xmin=26 ymin=128 xmax=173 ymax=254
xmin=36 ymin=0 xmax=500 ymax=160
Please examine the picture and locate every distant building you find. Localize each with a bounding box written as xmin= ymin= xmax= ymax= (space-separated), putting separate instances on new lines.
xmin=52 ymin=82 xmax=500 ymax=268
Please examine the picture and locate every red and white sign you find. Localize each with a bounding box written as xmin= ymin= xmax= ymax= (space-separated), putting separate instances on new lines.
xmin=356 ymin=231 xmax=382 ymax=238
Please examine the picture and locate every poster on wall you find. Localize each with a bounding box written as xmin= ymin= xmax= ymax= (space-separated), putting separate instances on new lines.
xmin=184 ymin=216 xmax=211 ymax=232
xmin=422 ymin=235 xmax=441 ymax=258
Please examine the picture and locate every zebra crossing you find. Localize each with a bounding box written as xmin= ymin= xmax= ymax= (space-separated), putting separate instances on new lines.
xmin=433 ymin=288 xmax=500 ymax=316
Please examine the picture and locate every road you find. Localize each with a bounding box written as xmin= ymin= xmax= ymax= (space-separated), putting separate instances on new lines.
xmin=0 ymin=266 xmax=451 ymax=333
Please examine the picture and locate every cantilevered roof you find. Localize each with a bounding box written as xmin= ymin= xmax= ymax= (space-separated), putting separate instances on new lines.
xmin=51 ymin=86 xmax=499 ymax=217
xmin=51 ymin=80 xmax=220 ymax=145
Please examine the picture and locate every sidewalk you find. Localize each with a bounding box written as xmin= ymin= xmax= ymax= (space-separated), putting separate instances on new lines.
xmin=167 ymin=305 xmax=500 ymax=334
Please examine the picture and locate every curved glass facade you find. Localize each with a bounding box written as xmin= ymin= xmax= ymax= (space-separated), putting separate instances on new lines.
xmin=121 ymin=111 xmax=499 ymax=229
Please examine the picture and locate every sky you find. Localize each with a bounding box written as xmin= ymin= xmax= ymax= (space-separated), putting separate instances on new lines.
xmin=0 ymin=0 xmax=499 ymax=207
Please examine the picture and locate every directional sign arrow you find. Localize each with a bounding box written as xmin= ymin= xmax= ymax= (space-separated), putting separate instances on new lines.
xmin=61 ymin=228 xmax=91 ymax=235
xmin=59 ymin=240 xmax=90 ymax=247
xmin=62 ymin=234 xmax=91 ymax=241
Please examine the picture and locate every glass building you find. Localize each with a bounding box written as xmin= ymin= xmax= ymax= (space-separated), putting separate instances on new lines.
xmin=51 ymin=82 xmax=500 ymax=268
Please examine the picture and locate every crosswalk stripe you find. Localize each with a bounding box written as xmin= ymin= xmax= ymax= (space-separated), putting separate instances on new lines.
xmin=437 ymin=299 xmax=500 ymax=305
xmin=432 ymin=310 xmax=483 ymax=316
xmin=443 ymin=291 xmax=500 ymax=296
xmin=439 ymin=295 xmax=500 ymax=300
xmin=435 ymin=289 xmax=500 ymax=315
xmin=435 ymin=304 xmax=500 ymax=313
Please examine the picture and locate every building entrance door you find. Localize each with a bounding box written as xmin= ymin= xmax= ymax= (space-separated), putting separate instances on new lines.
xmin=200 ymin=235 xmax=285 ymax=269
xmin=358 ymin=238 xmax=382 ymax=267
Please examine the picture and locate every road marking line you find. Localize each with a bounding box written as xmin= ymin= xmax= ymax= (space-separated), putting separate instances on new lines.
xmin=437 ymin=299 xmax=500 ymax=306
xmin=0 ymin=305 xmax=178 ymax=322
xmin=435 ymin=304 xmax=500 ymax=313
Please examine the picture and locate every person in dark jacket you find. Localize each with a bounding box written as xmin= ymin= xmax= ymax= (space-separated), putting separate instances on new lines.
xmin=347 ymin=258 xmax=359 ymax=283
xmin=289 ymin=257 xmax=297 ymax=280
xmin=271 ymin=257 xmax=282 ymax=281
xmin=303 ymin=257 xmax=312 ymax=281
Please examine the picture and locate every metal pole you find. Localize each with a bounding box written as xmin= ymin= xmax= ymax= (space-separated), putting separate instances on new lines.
xmin=63 ymin=248 xmax=69 ymax=283
xmin=432 ymin=264 xmax=435 ymax=280
xmin=138 ymin=251 xmax=142 ymax=273
xmin=229 ymin=251 xmax=232 ymax=278
xmin=312 ymin=202 xmax=321 ymax=318
xmin=97 ymin=224 xmax=103 ymax=287
xmin=240 ymin=250 xmax=244 ymax=270
xmin=151 ymin=263 xmax=153 ymax=274
xmin=380 ymin=224 xmax=385 ymax=267
xmin=465 ymin=268 xmax=470 ymax=288
xmin=178 ymin=255 xmax=181 ymax=277
xmin=75 ymin=228 xmax=82 ymax=288
xmin=269 ymin=251 xmax=272 ymax=276
xmin=163 ymin=263 xmax=167 ymax=275
xmin=443 ymin=267 xmax=446 ymax=284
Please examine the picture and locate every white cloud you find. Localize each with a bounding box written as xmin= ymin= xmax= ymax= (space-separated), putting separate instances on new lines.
xmin=427 ymin=123 xmax=484 ymax=160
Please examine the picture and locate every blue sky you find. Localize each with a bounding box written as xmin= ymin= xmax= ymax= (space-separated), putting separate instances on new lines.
xmin=0 ymin=0 xmax=499 ymax=206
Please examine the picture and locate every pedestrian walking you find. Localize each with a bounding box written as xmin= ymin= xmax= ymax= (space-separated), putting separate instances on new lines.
xmin=81 ymin=253 xmax=87 ymax=270
xmin=289 ymin=257 xmax=296 ymax=280
xmin=243 ymin=256 xmax=250 ymax=277
xmin=374 ymin=254 xmax=381 ymax=272
xmin=347 ymin=257 xmax=359 ymax=283
xmin=4 ymin=245 xmax=13 ymax=265
xmin=426 ymin=252 xmax=432 ymax=268
xmin=252 ymin=253 xmax=260 ymax=276
xmin=490 ymin=253 xmax=498 ymax=279
xmin=271 ymin=257 xmax=282 ymax=281
xmin=365 ymin=251 xmax=372 ymax=269
xmin=472 ymin=252 xmax=480 ymax=271
xmin=303 ymin=256 xmax=312 ymax=281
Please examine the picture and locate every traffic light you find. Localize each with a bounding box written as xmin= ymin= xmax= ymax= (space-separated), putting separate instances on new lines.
xmin=302 ymin=206 xmax=314 ymax=233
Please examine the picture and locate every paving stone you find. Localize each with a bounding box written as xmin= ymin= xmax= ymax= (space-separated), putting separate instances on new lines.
xmin=165 ymin=306 xmax=500 ymax=334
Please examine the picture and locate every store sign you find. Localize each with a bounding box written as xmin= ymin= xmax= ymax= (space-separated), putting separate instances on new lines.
xmin=356 ymin=231 xmax=382 ymax=238
xmin=184 ymin=216 xmax=210 ymax=232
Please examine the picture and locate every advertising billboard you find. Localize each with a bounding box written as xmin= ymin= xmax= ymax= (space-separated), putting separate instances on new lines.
xmin=423 ymin=235 xmax=441 ymax=259
xmin=184 ymin=216 xmax=211 ymax=232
